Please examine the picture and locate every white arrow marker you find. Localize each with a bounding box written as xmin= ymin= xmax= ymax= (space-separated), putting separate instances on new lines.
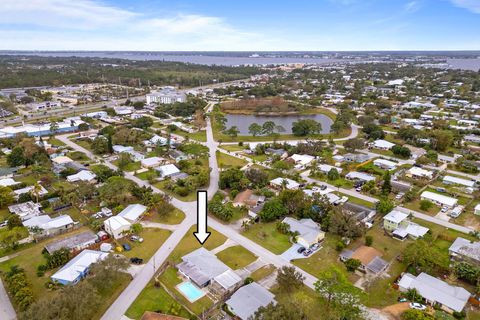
xmin=193 ymin=190 xmax=211 ymax=245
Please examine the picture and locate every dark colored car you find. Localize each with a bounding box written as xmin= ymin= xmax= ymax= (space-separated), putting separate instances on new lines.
xmin=130 ymin=257 xmax=143 ymax=264
xmin=297 ymin=247 xmax=306 ymax=254
xmin=122 ymin=243 xmax=131 ymax=251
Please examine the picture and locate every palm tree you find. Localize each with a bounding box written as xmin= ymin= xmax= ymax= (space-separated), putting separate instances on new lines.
xmin=31 ymin=182 xmax=42 ymax=203
xmin=281 ymin=179 xmax=289 ymax=190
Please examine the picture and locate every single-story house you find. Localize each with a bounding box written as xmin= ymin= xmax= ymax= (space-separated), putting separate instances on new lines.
xmin=8 ymin=201 xmax=42 ymax=221
xmin=13 ymin=184 xmax=48 ymax=198
xmin=44 ymin=230 xmax=97 ymax=254
xmin=23 ymin=214 xmax=76 ymax=237
xmin=289 ymin=154 xmax=315 ymax=168
xmin=405 ymin=145 xmax=427 ymax=160
xmin=66 ymin=170 xmax=96 ymax=183
xmin=177 ymin=247 xmax=233 ymax=288
xmin=112 ymin=145 xmax=134 ymax=153
xmin=373 ymin=159 xmax=398 ymax=170
xmin=143 ymin=135 xmax=168 ymax=147
xmin=318 ymin=164 xmax=343 ymax=175
xmin=141 ymin=157 xmax=164 ymax=168
xmin=169 ymin=150 xmax=188 ymax=162
xmin=449 ymin=237 xmax=480 ymax=266
xmin=226 ymin=282 xmax=276 ymax=320
xmin=282 ymin=217 xmax=325 ymax=248
xmin=391 ymin=180 xmax=412 ymax=193
xmin=117 ymin=203 xmax=147 ymax=223
xmin=155 ymin=164 xmax=181 ymax=178
xmin=265 ymin=148 xmax=288 ymax=159
xmin=383 ymin=209 xmax=429 ymax=240
xmin=442 ymin=175 xmax=476 ymax=188
xmin=372 ymin=139 xmax=395 ymax=150
xmin=125 ymin=150 xmax=145 ymax=162
xmin=398 ymin=272 xmax=471 ymax=313
xmin=345 ymin=172 xmax=376 ymax=182
xmin=340 ymin=246 xmax=389 ymax=274
xmin=420 ymin=191 xmax=458 ymax=208
xmin=103 ymin=216 xmax=131 ymax=239
xmin=248 ymin=203 xmax=264 ymax=219
xmin=51 ymin=250 xmax=108 ymax=285
xmin=232 ymin=189 xmax=265 ymax=208
xmin=475 ymin=204 xmax=480 ymax=215
xmin=344 ymin=153 xmax=370 ymax=163
xmin=0 ymin=178 xmax=20 ymax=188
xmin=51 ymin=156 xmax=74 ymax=165
xmin=406 ymin=167 xmax=434 ymax=180
xmin=269 ymin=177 xmax=300 ymax=190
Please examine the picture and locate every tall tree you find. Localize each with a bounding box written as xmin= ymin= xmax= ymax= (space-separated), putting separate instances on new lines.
xmin=248 ymin=123 xmax=262 ymax=136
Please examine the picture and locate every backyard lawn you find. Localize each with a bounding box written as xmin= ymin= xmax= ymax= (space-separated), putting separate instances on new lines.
xmin=145 ymin=208 xmax=186 ymax=225
xmin=220 ymin=144 xmax=246 ymax=152
xmin=242 ymin=222 xmax=291 ymax=255
xmin=216 ymin=151 xmax=248 ymax=169
xmin=112 ymin=160 xmax=142 ymax=172
xmin=250 ymin=264 xmax=276 ymax=282
xmin=216 ymin=245 xmax=257 ymax=270
xmin=118 ymin=228 xmax=172 ymax=261
xmin=154 ymin=181 xmax=198 ymax=202
xmin=159 ymin=267 xmax=213 ymax=315
xmin=125 ymin=280 xmax=192 ymax=319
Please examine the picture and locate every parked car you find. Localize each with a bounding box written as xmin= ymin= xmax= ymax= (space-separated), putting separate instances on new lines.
xmin=441 ymin=206 xmax=449 ymax=213
xmin=398 ymin=297 xmax=408 ymax=302
xmin=355 ymin=187 xmax=362 ymax=192
xmin=310 ymin=243 xmax=320 ymax=251
xmin=395 ymin=193 xmax=404 ymax=200
xmin=297 ymin=247 xmax=306 ymax=254
xmin=130 ymin=257 xmax=143 ymax=265
xmin=303 ymin=249 xmax=312 ymax=256
xmin=130 ymin=235 xmax=144 ymax=243
xmin=409 ymin=302 xmax=426 ymax=310
xmin=122 ymin=243 xmax=131 ymax=251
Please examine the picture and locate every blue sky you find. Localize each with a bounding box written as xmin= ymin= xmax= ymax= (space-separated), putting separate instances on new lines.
xmin=0 ymin=0 xmax=479 ymax=50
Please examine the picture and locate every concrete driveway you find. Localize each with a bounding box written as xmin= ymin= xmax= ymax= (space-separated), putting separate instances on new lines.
xmin=280 ymin=244 xmax=310 ymax=261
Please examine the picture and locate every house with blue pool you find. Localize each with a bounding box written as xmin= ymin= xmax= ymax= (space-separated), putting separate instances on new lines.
xmin=50 ymin=250 xmax=108 ymax=285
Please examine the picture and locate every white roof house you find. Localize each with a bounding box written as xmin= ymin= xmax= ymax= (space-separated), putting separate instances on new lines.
xmin=421 ymin=191 xmax=458 ymax=207
xmin=407 ymin=167 xmax=434 ymax=179
xmin=66 ymin=170 xmax=96 ymax=183
xmin=345 ymin=172 xmax=376 ymax=182
xmin=51 ymin=250 xmax=108 ymax=285
xmin=155 ymin=164 xmax=181 ymax=178
xmin=373 ymin=159 xmax=398 ymax=170
xmin=140 ymin=157 xmax=164 ymax=168
xmin=282 ymin=217 xmax=325 ymax=248
xmin=318 ymin=164 xmax=342 ymax=174
xmin=372 ymin=139 xmax=395 ymax=150
xmin=51 ymin=156 xmax=73 ymax=165
xmin=383 ymin=210 xmax=409 ymax=225
xmin=226 ymin=282 xmax=276 ymax=320
xmin=117 ymin=204 xmax=147 ymax=223
xmin=23 ymin=214 xmax=75 ymax=235
xmin=8 ymin=201 xmax=42 ymax=221
xmin=14 ymin=185 xmax=48 ymax=198
xmin=398 ymin=272 xmax=471 ymax=312
xmin=442 ymin=175 xmax=476 ymax=188
xmin=290 ymin=154 xmax=315 ymax=167
xmin=449 ymin=237 xmax=480 ymax=265
xmin=103 ymin=216 xmax=131 ymax=239
xmin=0 ymin=178 xmax=19 ymax=187
xmin=112 ymin=145 xmax=133 ymax=153
xmin=269 ymin=177 xmax=300 ymax=190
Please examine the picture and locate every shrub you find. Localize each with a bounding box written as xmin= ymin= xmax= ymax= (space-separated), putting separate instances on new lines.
xmin=419 ymin=199 xmax=433 ymax=211
xmin=365 ymin=235 xmax=373 ymax=246
xmin=335 ymin=241 xmax=346 ymax=252
xmin=345 ymin=258 xmax=361 ymax=272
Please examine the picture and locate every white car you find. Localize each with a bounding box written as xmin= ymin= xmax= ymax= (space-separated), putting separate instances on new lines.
xmin=409 ymin=302 xmax=426 ymax=310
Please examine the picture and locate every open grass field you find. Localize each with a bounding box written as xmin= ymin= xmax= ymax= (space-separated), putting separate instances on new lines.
xmin=216 ymin=245 xmax=257 ymax=270
xmin=145 ymin=208 xmax=186 ymax=225
xmin=242 ymin=222 xmax=291 ymax=255
xmin=216 ymin=151 xmax=248 ymax=169
xmin=118 ymin=228 xmax=172 ymax=261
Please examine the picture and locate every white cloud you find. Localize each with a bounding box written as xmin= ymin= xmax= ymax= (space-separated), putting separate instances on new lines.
xmin=0 ymin=0 xmax=264 ymax=50
xmin=404 ymin=1 xmax=421 ymax=12
xmin=450 ymin=0 xmax=480 ymax=13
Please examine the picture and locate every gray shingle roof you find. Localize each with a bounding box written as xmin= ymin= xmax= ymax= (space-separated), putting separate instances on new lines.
xmin=226 ymin=283 xmax=275 ymax=320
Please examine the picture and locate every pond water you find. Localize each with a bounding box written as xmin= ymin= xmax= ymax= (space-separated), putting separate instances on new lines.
xmin=224 ymin=113 xmax=333 ymax=135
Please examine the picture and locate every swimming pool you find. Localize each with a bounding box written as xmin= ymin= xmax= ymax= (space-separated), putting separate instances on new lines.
xmin=177 ymin=281 xmax=205 ymax=302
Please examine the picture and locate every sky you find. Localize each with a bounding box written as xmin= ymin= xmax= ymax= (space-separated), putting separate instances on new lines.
xmin=0 ymin=0 xmax=479 ymax=51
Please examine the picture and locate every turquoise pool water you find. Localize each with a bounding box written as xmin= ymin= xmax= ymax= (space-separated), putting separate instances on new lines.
xmin=177 ymin=282 xmax=205 ymax=302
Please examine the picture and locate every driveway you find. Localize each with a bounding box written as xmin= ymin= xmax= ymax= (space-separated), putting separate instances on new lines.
xmin=280 ymin=244 xmax=310 ymax=261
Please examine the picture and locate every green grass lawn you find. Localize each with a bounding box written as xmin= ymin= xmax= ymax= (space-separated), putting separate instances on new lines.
xmin=92 ymin=273 xmax=132 ymax=320
xmin=175 ymin=130 xmax=207 ymax=142
xmin=242 ymin=222 xmax=291 ymax=255
xmin=118 ymin=228 xmax=172 ymax=261
xmin=125 ymin=280 xmax=192 ymax=319
xmin=311 ymin=173 xmax=354 ymax=189
xmin=179 ymin=143 xmax=209 ymax=156
xmin=250 ymin=265 xmax=276 ymax=282
xmin=339 ymin=193 xmax=376 ymax=208
xmin=47 ymin=137 xmax=66 ymax=146
xmin=145 ymin=208 xmax=186 ymax=225
xmin=112 ymin=160 xmax=142 ymax=172
xmin=159 ymin=267 xmax=213 ymax=315
xmin=216 ymin=151 xmax=248 ymax=169
xmin=216 ymin=245 xmax=257 ymax=270
xmin=154 ymin=180 xmax=198 ymax=202
xmin=220 ymin=145 xmax=246 ymax=152
xmin=168 ymin=225 xmax=227 ymax=263
xmin=403 ymin=198 xmax=439 ymax=216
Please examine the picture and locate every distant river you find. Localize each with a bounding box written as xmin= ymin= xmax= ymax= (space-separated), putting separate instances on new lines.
xmin=224 ymin=113 xmax=333 ymax=135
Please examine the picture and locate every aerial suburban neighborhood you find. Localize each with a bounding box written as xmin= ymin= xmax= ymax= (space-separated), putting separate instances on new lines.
xmin=0 ymin=1 xmax=480 ymax=320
